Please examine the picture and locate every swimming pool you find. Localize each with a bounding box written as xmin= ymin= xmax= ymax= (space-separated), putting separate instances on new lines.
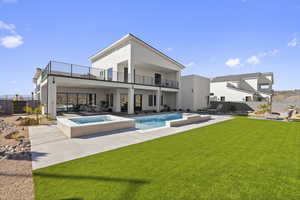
xmin=70 ymin=116 xmax=112 ymax=124
xmin=133 ymin=113 xmax=183 ymax=130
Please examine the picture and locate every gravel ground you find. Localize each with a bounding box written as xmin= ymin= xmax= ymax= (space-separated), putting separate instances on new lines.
xmin=0 ymin=115 xmax=34 ymax=200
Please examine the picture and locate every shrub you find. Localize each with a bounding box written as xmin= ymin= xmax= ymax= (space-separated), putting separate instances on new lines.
xmin=20 ymin=117 xmax=39 ymax=126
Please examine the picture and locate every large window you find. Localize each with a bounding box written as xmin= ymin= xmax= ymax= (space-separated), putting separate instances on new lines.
xmin=56 ymin=93 xmax=96 ymax=112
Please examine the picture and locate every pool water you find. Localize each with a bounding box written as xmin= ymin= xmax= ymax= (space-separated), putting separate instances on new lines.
xmin=133 ymin=113 xmax=183 ymax=130
xmin=70 ymin=116 xmax=112 ymax=124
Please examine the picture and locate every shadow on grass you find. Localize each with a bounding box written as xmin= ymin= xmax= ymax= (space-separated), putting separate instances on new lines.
xmin=33 ymin=172 xmax=150 ymax=200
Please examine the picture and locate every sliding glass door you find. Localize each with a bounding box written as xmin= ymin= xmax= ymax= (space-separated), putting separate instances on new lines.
xmin=56 ymin=93 xmax=96 ymax=112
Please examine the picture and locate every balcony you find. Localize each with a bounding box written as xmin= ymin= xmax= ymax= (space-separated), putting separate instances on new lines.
xmin=41 ymin=61 xmax=179 ymax=89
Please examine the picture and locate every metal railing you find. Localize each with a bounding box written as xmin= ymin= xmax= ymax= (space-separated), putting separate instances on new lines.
xmin=41 ymin=61 xmax=179 ymax=89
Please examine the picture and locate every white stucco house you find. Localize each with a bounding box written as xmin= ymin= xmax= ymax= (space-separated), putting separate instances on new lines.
xmin=180 ymin=75 xmax=210 ymax=111
xmin=210 ymin=72 xmax=274 ymax=102
xmin=33 ymin=34 xmax=184 ymax=119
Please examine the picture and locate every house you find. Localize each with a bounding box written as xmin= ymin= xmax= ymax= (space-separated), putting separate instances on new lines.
xmin=210 ymin=72 xmax=274 ymax=102
xmin=33 ymin=34 xmax=184 ymax=119
xmin=180 ymin=75 xmax=210 ymax=111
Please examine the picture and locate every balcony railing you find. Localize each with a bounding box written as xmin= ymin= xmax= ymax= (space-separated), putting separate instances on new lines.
xmin=41 ymin=61 xmax=179 ymax=89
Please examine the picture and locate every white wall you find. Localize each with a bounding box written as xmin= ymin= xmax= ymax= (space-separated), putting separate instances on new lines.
xmin=210 ymin=82 xmax=252 ymax=101
xmin=131 ymin=41 xmax=181 ymax=72
xmin=181 ymin=75 xmax=210 ymax=111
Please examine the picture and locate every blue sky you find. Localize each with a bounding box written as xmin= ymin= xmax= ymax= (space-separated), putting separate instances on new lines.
xmin=0 ymin=0 xmax=300 ymax=95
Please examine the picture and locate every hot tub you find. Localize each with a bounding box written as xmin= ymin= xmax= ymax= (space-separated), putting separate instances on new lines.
xmin=57 ymin=115 xmax=135 ymax=138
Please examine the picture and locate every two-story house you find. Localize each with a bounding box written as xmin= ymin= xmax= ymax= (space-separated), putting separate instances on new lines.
xmin=33 ymin=34 xmax=184 ymax=119
xmin=210 ymin=72 xmax=274 ymax=102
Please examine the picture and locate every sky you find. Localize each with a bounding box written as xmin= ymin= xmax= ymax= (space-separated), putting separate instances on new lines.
xmin=0 ymin=0 xmax=300 ymax=95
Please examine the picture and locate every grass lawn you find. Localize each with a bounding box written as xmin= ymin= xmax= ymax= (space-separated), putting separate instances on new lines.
xmin=33 ymin=117 xmax=300 ymax=200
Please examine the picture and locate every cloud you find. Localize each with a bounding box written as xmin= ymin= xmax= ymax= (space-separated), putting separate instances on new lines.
xmin=0 ymin=20 xmax=16 ymax=34
xmin=288 ymin=38 xmax=298 ymax=47
xmin=246 ymin=56 xmax=260 ymax=65
xmin=166 ymin=47 xmax=173 ymax=52
xmin=225 ymin=58 xmax=240 ymax=68
xmin=0 ymin=20 xmax=23 ymax=48
xmin=0 ymin=35 xmax=23 ymax=48
xmin=185 ymin=62 xmax=195 ymax=67
xmin=258 ymin=49 xmax=279 ymax=57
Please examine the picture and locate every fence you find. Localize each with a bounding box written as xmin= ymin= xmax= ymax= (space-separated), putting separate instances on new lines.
xmin=0 ymin=100 xmax=40 ymax=115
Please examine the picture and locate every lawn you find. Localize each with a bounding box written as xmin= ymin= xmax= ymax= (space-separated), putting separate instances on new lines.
xmin=33 ymin=118 xmax=300 ymax=200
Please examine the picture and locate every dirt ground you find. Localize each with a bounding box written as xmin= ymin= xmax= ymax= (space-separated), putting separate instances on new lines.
xmin=0 ymin=115 xmax=55 ymax=200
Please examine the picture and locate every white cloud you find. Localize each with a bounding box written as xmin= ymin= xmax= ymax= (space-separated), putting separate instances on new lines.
xmin=288 ymin=38 xmax=298 ymax=47
xmin=0 ymin=35 xmax=23 ymax=48
xmin=166 ymin=47 xmax=173 ymax=52
xmin=185 ymin=62 xmax=195 ymax=67
xmin=258 ymin=49 xmax=279 ymax=57
xmin=0 ymin=20 xmax=23 ymax=48
xmin=246 ymin=56 xmax=260 ymax=65
xmin=0 ymin=20 xmax=16 ymax=34
xmin=225 ymin=58 xmax=240 ymax=68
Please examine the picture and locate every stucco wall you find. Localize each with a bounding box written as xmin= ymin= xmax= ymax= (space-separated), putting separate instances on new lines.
xmin=210 ymin=82 xmax=253 ymax=101
xmin=181 ymin=75 xmax=210 ymax=111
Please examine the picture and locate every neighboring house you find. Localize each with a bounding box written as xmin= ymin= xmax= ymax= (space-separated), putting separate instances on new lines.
xmin=210 ymin=72 xmax=274 ymax=102
xmin=33 ymin=34 xmax=184 ymax=119
xmin=180 ymin=75 xmax=210 ymax=111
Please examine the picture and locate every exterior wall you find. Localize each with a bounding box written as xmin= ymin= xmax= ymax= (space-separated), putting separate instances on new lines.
xmin=181 ymin=76 xmax=194 ymax=110
xmin=91 ymin=42 xmax=131 ymax=81
xmin=181 ymin=75 xmax=210 ymax=111
xmin=244 ymin=79 xmax=258 ymax=90
xmin=193 ymin=75 xmax=210 ymax=110
xmin=131 ymin=41 xmax=181 ymax=72
xmin=210 ymin=82 xmax=252 ymax=102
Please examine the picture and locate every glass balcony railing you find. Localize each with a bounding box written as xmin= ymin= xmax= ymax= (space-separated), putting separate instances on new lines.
xmin=40 ymin=61 xmax=179 ymax=89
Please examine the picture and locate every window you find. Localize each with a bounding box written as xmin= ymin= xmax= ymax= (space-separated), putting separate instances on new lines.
xmin=154 ymin=95 xmax=156 ymax=106
xmin=220 ymin=96 xmax=225 ymax=102
xmin=155 ymin=73 xmax=162 ymax=85
xmin=148 ymin=95 xmax=153 ymax=106
xmin=107 ymin=68 xmax=113 ymax=81
xmin=161 ymin=95 xmax=163 ymax=106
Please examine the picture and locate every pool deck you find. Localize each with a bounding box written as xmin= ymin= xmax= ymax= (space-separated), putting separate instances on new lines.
xmin=29 ymin=115 xmax=232 ymax=170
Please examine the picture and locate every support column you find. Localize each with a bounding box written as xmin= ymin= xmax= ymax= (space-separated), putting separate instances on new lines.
xmin=176 ymin=71 xmax=182 ymax=110
xmin=128 ymin=87 xmax=134 ymax=114
xmin=48 ymin=76 xmax=57 ymax=119
xmin=156 ymin=89 xmax=161 ymax=112
xmin=40 ymin=85 xmax=47 ymax=115
xmin=114 ymin=89 xmax=121 ymax=112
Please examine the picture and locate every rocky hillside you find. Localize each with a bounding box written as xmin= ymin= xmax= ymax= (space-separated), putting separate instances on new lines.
xmin=273 ymin=90 xmax=300 ymax=103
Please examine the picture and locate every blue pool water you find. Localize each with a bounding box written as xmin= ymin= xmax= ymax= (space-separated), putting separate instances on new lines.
xmin=133 ymin=113 xmax=183 ymax=130
xmin=70 ymin=116 xmax=111 ymax=124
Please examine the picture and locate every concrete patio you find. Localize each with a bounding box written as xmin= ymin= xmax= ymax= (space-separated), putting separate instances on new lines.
xmin=29 ymin=115 xmax=232 ymax=170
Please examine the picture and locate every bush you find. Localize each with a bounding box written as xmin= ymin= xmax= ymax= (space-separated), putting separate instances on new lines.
xmin=20 ymin=117 xmax=39 ymax=126
xmin=229 ymin=105 xmax=236 ymax=112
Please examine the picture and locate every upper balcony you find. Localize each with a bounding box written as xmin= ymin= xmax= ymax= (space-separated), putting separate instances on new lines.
xmin=40 ymin=61 xmax=179 ymax=89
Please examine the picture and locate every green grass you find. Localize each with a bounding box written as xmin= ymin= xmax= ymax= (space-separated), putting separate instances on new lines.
xmin=33 ymin=118 xmax=300 ymax=200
